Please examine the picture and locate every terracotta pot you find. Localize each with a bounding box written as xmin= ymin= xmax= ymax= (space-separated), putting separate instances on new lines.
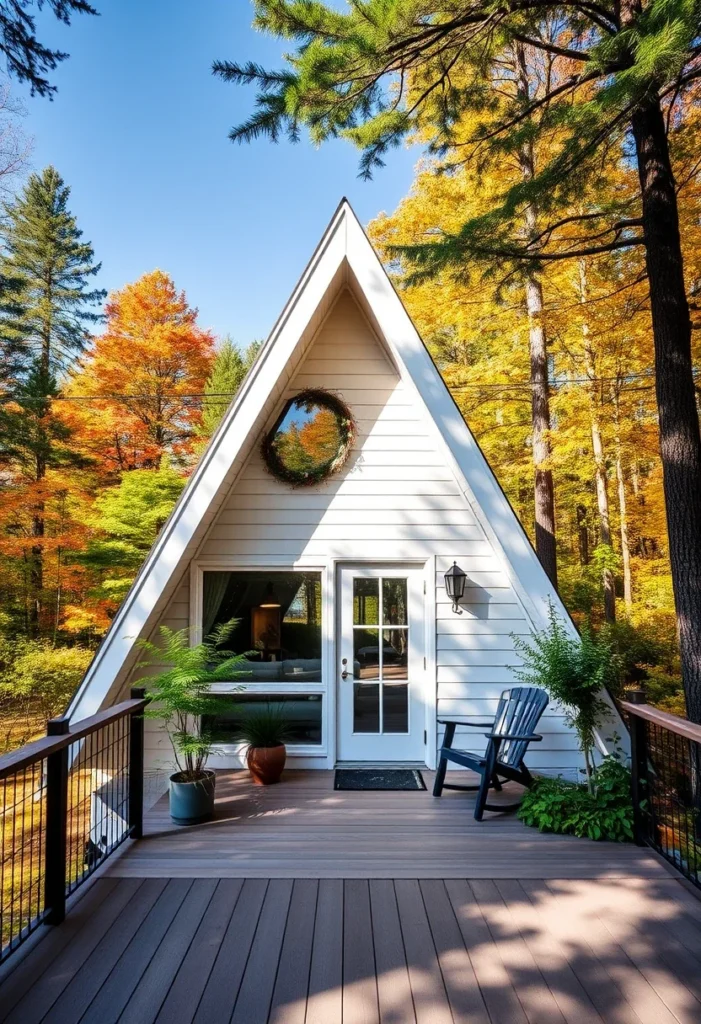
xmin=247 ymin=744 xmax=286 ymax=785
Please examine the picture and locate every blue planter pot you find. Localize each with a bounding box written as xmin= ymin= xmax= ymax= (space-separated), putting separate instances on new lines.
xmin=169 ymin=769 xmax=215 ymax=825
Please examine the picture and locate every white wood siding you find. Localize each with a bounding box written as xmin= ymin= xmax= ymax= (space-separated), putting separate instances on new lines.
xmin=191 ymin=288 xmax=582 ymax=775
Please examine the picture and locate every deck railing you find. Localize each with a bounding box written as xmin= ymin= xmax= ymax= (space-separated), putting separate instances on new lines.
xmin=0 ymin=688 xmax=146 ymax=964
xmin=623 ymin=691 xmax=701 ymax=888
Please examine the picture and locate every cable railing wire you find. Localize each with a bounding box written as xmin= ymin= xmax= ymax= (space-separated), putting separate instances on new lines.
xmin=0 ymin=689 xmax=146 ymax=964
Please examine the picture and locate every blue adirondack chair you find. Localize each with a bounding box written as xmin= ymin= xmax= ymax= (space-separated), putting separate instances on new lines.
xmin=433 ymin=686 xmax=549 ymax=820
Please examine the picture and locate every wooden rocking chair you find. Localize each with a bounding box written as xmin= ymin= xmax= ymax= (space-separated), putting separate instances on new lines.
xmin=433 ymin=686 xmax=549 ymax=820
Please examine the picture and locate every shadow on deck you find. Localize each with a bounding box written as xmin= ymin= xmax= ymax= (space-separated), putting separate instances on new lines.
xmin=1 ymin=770 xmax=699 ymax=1024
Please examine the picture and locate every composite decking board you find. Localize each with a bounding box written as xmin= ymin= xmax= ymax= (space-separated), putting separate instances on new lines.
xmin=154 ymin=879 xmax=243 ymax=1024
xmin=471 ymin=878 xmax=568 ymax=1024
xmin=343 ymin=879 xmax=380 ymax=1024
xmin=518 ymin=879 xmax=645 ymax=1024
xmin=192 ymin=878 xmax=268 ymax=1024
xmin=368 ymin=879 xmax=417 ymax=1024
xmin=443 ymin=878 xmax=529 ymax=1024
xmin=79 ymin=879 xmax=195 ymax=1024
xmin=116 ymin=879 xmax=218 ymax=1024
xmin=43 ymin=877 xmax=168 ymax=1024
xmin=230 ymin=879 xmax=294 ymax=1024
xmin=580 ymin=879 xmax=701 ymax=1023
xmin=543 ymin=879 xmax=682 ymax=1024
xmin=2 ymin=877 xmax=143 ymax=1024
xmin=493 ymin=879 xmax=603 ymax=1024
xmin=2 ymin=876 xmax=701 ymax=1024
xmin=0 ymin=876 xmax=120 ymax=1018
xmin=394 ymin=879 xmax=453 ymax=1024
xmin=268 ymin=879 xmax=318 ymax=1024
xmin=305 ymin=878 xmax=344 ymax=1024
xmin=104 ymin=770 xmax=666 ymax=880
xmin=419 ymin=879 xmax=490 ymax=1024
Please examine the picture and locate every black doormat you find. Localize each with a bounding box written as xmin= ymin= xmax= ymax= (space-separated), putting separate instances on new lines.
xmin=334 ymin=769 xmax=426 ymax=791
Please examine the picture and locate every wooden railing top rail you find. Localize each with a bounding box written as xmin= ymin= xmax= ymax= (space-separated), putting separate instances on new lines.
xmin=0 ymin=692 xmax=147 ymax=780
xmin=621 ymin=698 xmax=701 ymax=745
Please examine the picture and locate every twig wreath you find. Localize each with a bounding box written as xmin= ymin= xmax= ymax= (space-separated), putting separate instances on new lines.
xmin=261 ymin=388 xmax=356 ymax=487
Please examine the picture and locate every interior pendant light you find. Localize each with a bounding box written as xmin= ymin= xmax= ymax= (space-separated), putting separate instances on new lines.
xmin=259 ymin=581 xmax=281 ymax=608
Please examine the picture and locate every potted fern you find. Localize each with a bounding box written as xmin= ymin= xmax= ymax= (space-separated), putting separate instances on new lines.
xmin=237 ymin=702 xmax=290 ymax=785
xmin=136 ymin=621 xmax=249 ymax=824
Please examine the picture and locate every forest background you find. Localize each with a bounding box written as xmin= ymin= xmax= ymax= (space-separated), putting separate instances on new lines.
xmin=0 ymin=17 xmax=695 ymax=748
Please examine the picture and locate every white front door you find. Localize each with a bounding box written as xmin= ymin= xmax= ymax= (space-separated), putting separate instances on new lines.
xmin=337 ymin=565 xmax=426 ymax=763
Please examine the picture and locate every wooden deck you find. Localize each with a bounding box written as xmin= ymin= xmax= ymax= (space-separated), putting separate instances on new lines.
xmin=1 ymin=770 xmax=700 ymax=1024
xmin=108 ymin=770 xmax=668 ymax=879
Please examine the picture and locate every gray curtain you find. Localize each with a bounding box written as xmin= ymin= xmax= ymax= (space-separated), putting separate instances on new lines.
xmin=202 ymin=571 xmax=231 ymax=639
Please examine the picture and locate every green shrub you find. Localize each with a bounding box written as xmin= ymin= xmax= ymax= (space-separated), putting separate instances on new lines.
xmin=513 ymin=606 xmax=620 ymax=790
xmin=0 ymin=641 xmax=93 ymax=721
xmin=518 ymin=756 xmax=634 ymax=842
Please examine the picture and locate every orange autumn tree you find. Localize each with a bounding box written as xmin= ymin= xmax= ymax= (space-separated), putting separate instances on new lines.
xmin=67 ymin=271 xmax=214 ymax=473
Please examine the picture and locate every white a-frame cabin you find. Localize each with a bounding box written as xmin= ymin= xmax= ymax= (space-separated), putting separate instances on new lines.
xmin=68 ymin=200 xmax=620 ymax=789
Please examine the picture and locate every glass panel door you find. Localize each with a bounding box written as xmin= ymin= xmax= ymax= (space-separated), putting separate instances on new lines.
xmin=337 ymin=566 xmax=425 ymax=763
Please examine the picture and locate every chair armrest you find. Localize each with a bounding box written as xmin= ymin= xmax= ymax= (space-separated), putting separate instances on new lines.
xmin=484 ymin=732 xmax=543 ymax=742
xmin=438 ymin=718 xmax=495 ymax=728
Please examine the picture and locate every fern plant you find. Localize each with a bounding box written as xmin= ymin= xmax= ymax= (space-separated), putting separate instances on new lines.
xmin=136 ymin=620 xmax=250 ymax=782
xmin=513 ymin=607 xmax=620 ymax=791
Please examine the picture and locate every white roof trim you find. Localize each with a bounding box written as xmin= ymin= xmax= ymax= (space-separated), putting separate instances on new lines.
xmin=67 ymin=199 xmax=622 ymax=751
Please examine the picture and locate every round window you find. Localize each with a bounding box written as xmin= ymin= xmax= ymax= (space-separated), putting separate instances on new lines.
xmin=262 ymin=388 xmax=355 ymax=486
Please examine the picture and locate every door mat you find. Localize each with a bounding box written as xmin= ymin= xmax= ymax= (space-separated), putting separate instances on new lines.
xmin=334 ymin=769 xmax=426 ymax=791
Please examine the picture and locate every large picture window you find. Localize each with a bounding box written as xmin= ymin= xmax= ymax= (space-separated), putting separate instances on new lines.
xmin=203 ymin=694 xmax=323 ymax=746
xmin=202 ymin=570 xmax=322 ymax=683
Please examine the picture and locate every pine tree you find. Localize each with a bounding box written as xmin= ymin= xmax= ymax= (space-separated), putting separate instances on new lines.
xmin=220 ymin=2 xmax=701 ymax=722
xmin=3 ymin=166 xmax=105 ymax=376
xmin=199 ymin=337 xmax=260 ymax=438
xmin=0 ymin=166 xmax=104 ymax=632
xmin=0 ymin=1 xmax=97 ymax=97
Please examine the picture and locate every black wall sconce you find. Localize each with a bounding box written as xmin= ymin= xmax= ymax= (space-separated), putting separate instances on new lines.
xmin=444 ymin=561 xmax=467 ymax=614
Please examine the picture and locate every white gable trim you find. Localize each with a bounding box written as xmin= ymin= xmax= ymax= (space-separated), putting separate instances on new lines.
xmin=67 ymin=199 xmax=624 ymax=753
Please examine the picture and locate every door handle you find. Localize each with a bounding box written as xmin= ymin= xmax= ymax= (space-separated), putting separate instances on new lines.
xmin=341 ymin=658 xmax=352 ymax=680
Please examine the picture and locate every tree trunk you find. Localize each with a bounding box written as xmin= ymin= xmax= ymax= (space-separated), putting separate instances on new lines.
xmin=613 ymin=390 xmax=633 ymax=613
xmin=515 ymin=43 xmax=558 ymax=589
xmin=631 ymin=97 xmax=701 ymax=722
xmin=579 ymin=261 xmax=615 ymax=621
xmin=576 ymin=504 xmax=590 ymax=565
xmin=30 ymin=450 xmax=45 ymax=636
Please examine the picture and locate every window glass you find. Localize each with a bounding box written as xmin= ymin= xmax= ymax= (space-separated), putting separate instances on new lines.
xmin=203 ymin=695 xmax=322 ymax=745
xmin=353 ymin=578 xmax=379 ymax=625
xmin=202 ymin=571 xmax=322 ymax=682
xmin=382 ymin=578 xmax=407 ymax=626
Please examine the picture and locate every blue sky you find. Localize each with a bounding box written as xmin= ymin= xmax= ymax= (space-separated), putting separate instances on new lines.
xmin=17 ymin=1 xmax=419 ymax=346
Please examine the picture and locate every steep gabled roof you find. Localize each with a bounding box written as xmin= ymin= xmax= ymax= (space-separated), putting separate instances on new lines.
xmin=68 ymin=200 xmax=614 ymax=743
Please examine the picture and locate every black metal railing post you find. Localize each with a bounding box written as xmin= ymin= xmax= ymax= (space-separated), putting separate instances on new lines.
xmin=627 ymin=688 xmax=649 ymax=847
xmin=44 ymin=717 xmax=70 ymax=925
xmin=128 ymin=687 xmax=146 ymax=840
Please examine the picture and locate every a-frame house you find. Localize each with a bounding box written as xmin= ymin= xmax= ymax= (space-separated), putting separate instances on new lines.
xmin=67 ymin=200 xmax=621 ymax=787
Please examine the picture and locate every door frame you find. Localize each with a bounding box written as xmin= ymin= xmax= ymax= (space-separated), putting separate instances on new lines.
xmin=332 ymin=557 xmax=436 ymax=768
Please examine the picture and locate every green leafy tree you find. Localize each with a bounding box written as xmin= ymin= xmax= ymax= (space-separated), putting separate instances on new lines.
xmin=221 ymin=1 xmax=701 ymax=721
xmin=80 ymin=459 xmax=186 ymax=604
xmin=199 ymin=337 xmax=261 ymax=438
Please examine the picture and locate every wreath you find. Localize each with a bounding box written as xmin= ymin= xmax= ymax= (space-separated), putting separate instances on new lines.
xmin=261 ymin=388 xmax=356 ymax=487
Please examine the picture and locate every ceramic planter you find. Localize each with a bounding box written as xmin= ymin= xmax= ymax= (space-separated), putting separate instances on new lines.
xmin=247 ymin=744 xmax=286 ymax=785
xmin=169 ymin=769 xmax=216 ymax=825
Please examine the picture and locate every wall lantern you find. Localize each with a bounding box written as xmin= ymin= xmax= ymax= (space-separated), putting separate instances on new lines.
xmin=444 ymin=561 xmax=467 ymax=614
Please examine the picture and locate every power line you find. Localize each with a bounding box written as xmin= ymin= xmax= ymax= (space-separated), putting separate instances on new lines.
xmin=0 ymin=370 xmax=669 ymax=404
